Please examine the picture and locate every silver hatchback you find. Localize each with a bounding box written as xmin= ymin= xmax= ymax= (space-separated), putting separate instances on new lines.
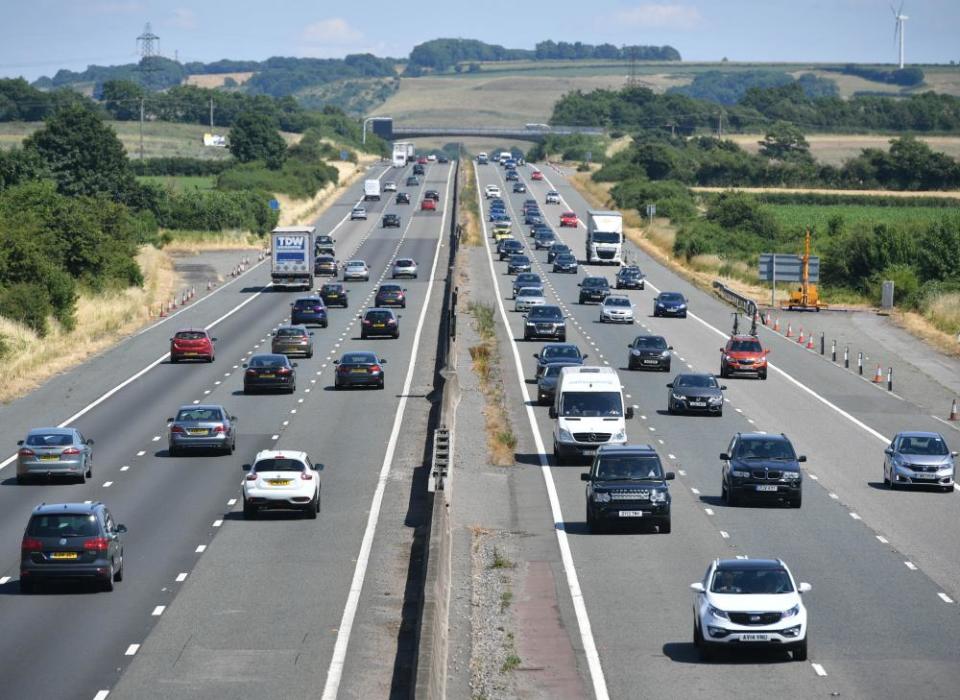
xmin=17 ymin=428 xmax=94 ymax=484
xmin=392 ymin=258 xmax=418 ymax=279
xmin=168 ymin=404 xmax=237 ymax=456
xmin=883 ymin=431 xmax=956 ymax=492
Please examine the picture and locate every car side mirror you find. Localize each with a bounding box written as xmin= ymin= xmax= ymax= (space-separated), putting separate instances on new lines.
xmin=315 ymin=463 xmax=325 ymax=471
xmin=167 ymin=417 xmax=175 ymax=423
xmin=664 ymin=472 xmax=676 ymax=481
xmin=953 ymin=451 xmax=959 ymax=457
xmin=798 ymin=582 xmax=812 ymax=594
xmin=309 ymin=332 xmax=314 ymax=336
xmin=231 ymin=416 xmax=238 ymax=421
xmin=580 ymin=473 xmax=591 ymax=481
xmin=168 ymin=337 xmax=173 ymax=342
xmin=17 ymin=440 xmax=24 ymax=446
xmin=666 ymin=383 xmax=673 ymax=388
xmin=380 ymin=358 xmax=387 ymax=364
xmin=290 ymin=302 xmax=294 ymax=306
xmin=668 ymin=346 xmax=674 ymax=350
xmin=242 ymin=364 xmax=248 ymax=368
xmin=116 ymin=524 xmax=128 ymax=534
xmin=765 ymin=349 xmax=771 ymax=355
xmin=582 ymin=354 xmax=588 ymax=360
xmin=532 ymin=353 xmax=539 ymax=359
xmin=690 ymin=583 xmax=705 ymax=593
xmin=798 ymin=455 xmax=807 ymax=463
xmin=292 ymin=363 xmax=299 ymax=367
xmin=883 ymin=448 xmax=893 ymax=455
xmin=719 ymin=453 xmax=730 ymax=461
xmin=241 ymin=463 xmax=251 ymax=472
xmin=86 ymin=439 xmax=95 ymax=446
xmin=548 ymin=407 xmax=557 ymax=419
xmin=720 ymin=385 xmax=727 ymax=390
xmin=333 ymin=360 xmax=340 ymax=365
xmin=625 ymin=407 xmax=634 ymax=419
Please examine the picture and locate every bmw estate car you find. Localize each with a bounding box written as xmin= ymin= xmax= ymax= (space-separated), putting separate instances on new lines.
xmin=319 ymin=282 xmax=348 ymax=307
xmin=360 ymin=308 xmax=400 ymax=339
xmin=243 ymin=450 xmax=321 ymax=519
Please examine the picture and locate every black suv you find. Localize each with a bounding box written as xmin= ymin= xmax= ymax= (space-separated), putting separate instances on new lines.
xmin=413 ymin=163 xmax=425 ymax=175
xmin=581 ymin=445 xmax=674 ymax=533
xmin=396 ymin=192 xmax=411 ymax=204
xmin=579 ymin=276 xmax=611 ymax=304
xmin=616 ymin=265 xmax=645 ymax=290
xmin=382 ymin=213 xmax=401 ymax=228
xmin=720 ymin=433 xmax=805 ymax=508
xmin=498 ymin=239 xmax=524 ymax=260
xmin=20 ymin=501 xmax=127 ymax=592
xmin=523 ymin=305 xmax=566 ymax=341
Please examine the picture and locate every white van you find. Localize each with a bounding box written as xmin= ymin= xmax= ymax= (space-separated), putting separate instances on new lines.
xmin=550 ymin=366 xmax=633 ymax=464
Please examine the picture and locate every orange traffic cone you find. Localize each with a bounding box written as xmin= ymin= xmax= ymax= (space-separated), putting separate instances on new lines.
xmin=785 ymin=323 xmax=792 ymax=338
xmin=806 ymin=334 xmax=815 ymax=350
xmin=773 ymin=317 xmax=780 ymax=332
xmin=159 ymin=302 xmax=167 ymax=317
xmin=872 ymin=364 xmax=884 ymax=383
xmin=950 ymin=399 xmax=958 ymax=421
xmin=797 ymin=328 xmax=805 ymax=344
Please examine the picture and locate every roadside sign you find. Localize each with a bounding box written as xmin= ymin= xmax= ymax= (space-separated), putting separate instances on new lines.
xmin=585 ymin=150 xmax=592 ymax=162
xmin=758 ymin=254 xmax=819 ymax=283
xmin=339 ymin=150 xmax=349 ymax=161
xmin=268 ymin=199 xmax=280 ymax=211
xmin=645 ymin=204 xmax=656 ymax=218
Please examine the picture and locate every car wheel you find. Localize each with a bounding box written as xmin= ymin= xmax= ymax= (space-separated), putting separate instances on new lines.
xmin=207 ymin=356 xmax=214 ymax=363
xmin=663 ymin=363 xmax=671 ymax=372
xmin=681 ymin=312 xmax=687 ymax=318
xmin=288 ymin=384 xmax=296 ymax=394
xmin=306 ymin=351 xmax=313 ymax=358
xmin=667 ymin=404 xmax=676 ymax=415
xmin=361 ymin=331 xmax=367 ymax=339
xmin=304 ymin=497 xmax=318 ymax=520
xmin=882 ymin=469 xmax=890 ymax=487
xmin=559 ymin=333 xmax=566 ymax=342
xmin=726 ymin=486 xmax=738 ymax=507
xmin=587 ymin=509 xmax=605 ymax=534
xmin=378 ymin=378 xmax=385 ymax=390
xmin=102 ymin=563 xmax=115 ymax=592
xmin=86 ymin=461 xmax=93 ymax=479
xmin=791 ymin=494 xmax=802 ymax=508
xmin=759 ymin=369 xmax=768 ymax=380
xmin=658 ymin=517 xmax=671 ymax=534
xmin=114 ymin=555 xmax=124 ymax=582
xmin=20 ymin=579 xmax=34 ymax=594
xmin=169 ymin=445 xmax=178 ymax=457
xmin=401 ymin=302 xmax=406 ymax=309
xmin=715 ymin=409 xmax=723 ymax=418
xmin=943 ymin=485 xmax=954 ymax=493
xmin=693 ymin=619 xmax=703 ymax=649
xmin=243 ymin=499 xmax=257 ymax=520
xmin=323 ymin=321 xmax=328 ymax=328
xmin=553 ymin=443 xmax=566 ymax=466
xmin=719 ymin=365 xmax=728 ymax=379
xmin=77 ymin=471 xmax=86 ymax=484
xmin=793 ymin=638 xmax=808 ymax=662
xmin=16 ymin=474 xmax=26 ymax=485
xmin=393 ymin=332 xmax=400 ymax=339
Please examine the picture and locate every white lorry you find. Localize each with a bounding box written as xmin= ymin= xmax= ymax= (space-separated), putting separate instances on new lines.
xmin=550 ymin=366 xmax=633 ymax=464
xmin=364 ymin=179 xmax=381 ymax=201
xmin=586 ymin=210 xmax=624 ymax=265
xmin=271 ymin=226 xmax=315 ymax=291
xmin=392 ymin=142 xmax=413 ymax=167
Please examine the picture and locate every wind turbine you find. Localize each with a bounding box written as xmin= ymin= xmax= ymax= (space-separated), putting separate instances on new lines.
xmin=892 ymin=3 xmax=908 ymax=69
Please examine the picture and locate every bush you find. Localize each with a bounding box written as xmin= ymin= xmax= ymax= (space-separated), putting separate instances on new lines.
xmin=128 ymin=158 xmax=233 ymax=177
xmin=609 ymin=178 xmax=697 ymax=221
xmin=0 ymin=283 xmax=53 ymax=336
xmin=870 ymin=264 xmax=919 ymax=306
xmin=151 ymin=188 xmax=279 ymax=234
xmin=217 ymin=158 xmax=338 ymax=200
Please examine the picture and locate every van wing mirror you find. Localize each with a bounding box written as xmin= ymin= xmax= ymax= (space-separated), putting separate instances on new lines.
xmin=548 ymin=407 xmax=557 ymax=419
xmin=625 ymin=407 xmax=634 ymax=419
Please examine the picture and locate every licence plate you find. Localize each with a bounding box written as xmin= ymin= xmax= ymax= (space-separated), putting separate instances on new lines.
xmin=914 ymin=473 xmax=935 ymax=479
xmin=51 ymin=552 xmax=79 ymax=560
xmin=374 ymin=324 xmax=385 ymax=328
xmin=268 ymin=479 xmax=292 ymax=486
xmin=642 ymin=360 xmax=658 ymax=365
xmin=739 ymin=633 xmax=770 ymax=642
xmin=40 ymin=455 xmax=59 ymax=461
xmin=619 ymin=511 xmax=644 ymax=518
xmin=756 ymin=485 xmax=778 ymax=492
xmin=351 ymin=369 xmax=367 ymax=374
xmin=690 ymin=401 xmax=706 ymax=407
xmin=188 ymin=429 xmax=208 ymax=436
xmin=184 ymin=352 xmax=198 ymax=356
xmin=261 ymin=373 xmax=275 ymax=379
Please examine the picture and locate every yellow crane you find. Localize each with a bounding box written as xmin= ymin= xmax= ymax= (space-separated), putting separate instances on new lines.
xmin=782 ymin=229 xmax=827 ymax=311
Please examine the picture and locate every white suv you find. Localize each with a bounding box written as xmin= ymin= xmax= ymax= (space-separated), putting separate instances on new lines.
xmin=484 ymin=185 xmax=501 ymax=199
xmin=242 ymin=450 xmax=321 ymax=519
xmin=691 ymin=558 xmax=811 ymax=661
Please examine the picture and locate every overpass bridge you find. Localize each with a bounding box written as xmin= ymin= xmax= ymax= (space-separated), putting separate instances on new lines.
xmin=365 ymin=117 xmax=604 ymax=142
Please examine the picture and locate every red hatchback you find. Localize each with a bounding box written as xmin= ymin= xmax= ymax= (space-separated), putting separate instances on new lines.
xmin=560 ymin=211 xmax=579 ymax=227
xmin=417 ymin=156 xmax=428 ymax=165
xmin=531 ymin=170 xmax=544 ymax=181
xmin=170 ymin=329 xmax=215 ymax=363
xmin=421 ymin=198 xmax=437 ymax=211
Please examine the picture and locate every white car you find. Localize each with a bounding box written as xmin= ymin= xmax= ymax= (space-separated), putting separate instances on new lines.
xmin=485 ymin=185 xmax=502 ymax=199
xmin=691 ymin=558 xmax=810 ymax=661
xmin=242 ymin=450 xmax=321 ymax=519
xmin=427 ymin=154 xmax=437 ymax=162
xmin=514 ymin=287 xmax=546 ymax=312
xmin=350 ymin=206 xmax=367 ymax=220
xmin=545 ymin=190 xmax=561 ymax=204
xmin=392 ymin=258 xmax=419 ymax=279
xmin=343 ymin=260 xmax=370 ymax=281
xmin=599 ymin=295 xmax=635 ymax=323
xmin=383 ymin=181 xmax=398 ymax=192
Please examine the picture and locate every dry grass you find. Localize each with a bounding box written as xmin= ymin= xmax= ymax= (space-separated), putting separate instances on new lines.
xmin=162 ymin=230 xmax=265 ymax=253
xmin=692 ymin=185 xmax=960 ymax=198
xmin=0 ymin=246 xmax=179 ymax=403
xmin=183 ymin=72 xmax=255 ymax=88
xmin=467 ymin=302 xmax=516 ymax=466
xmin=721 ymin=134 xmax=960 ymax=167
xmin=276 ymin=157 xmax=374 ymax=227
xmin=886 ymin=292 xmax=960 ymax=358
xmin=459 ymin=158 xmax=483 ymax=246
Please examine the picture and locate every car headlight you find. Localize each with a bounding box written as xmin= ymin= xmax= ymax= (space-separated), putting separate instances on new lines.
xmin=782 ymin=604 xmax=801 ymax=619
xmin=612 ymin=430 xmax=626 ymax=442
xmin=731 ymin=470 xmax=750 ymax=478
xmin=708 ymin=605 xmax=729 ymax=620
xmin=650 ymin=489 xmax=667 ymax=502
xmin=709 ymin=395 xmax=723 ymax=404
xmin=631 ymin=349 xmax=641 ymax=356
xmin=661 ymin=350 xmax=671 ymax=357
xmin=677 ymin=304 xmax=687 ymax=309
xmin=781 ymin=471 xmax=801 ymax=480
xmin=593 ymin=491 xmax=611 ymax=503
xmin=656 ymin=302 xmax=665 ymax=307
xmin=672 ymin=393 xmax=684 ymax=401
xmin=558 ymin=428 xmax=573 ymax=441
xmin=724 ymin=355 xmax=735 ymax=362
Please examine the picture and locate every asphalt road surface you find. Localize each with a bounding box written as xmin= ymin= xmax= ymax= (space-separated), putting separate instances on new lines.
xmin=0 ymin=160 xmax=451 ymax=700
xmin=471 ymin=160 xmax=960 ymax=700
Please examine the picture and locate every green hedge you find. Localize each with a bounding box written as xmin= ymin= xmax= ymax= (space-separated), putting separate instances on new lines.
xmin=129 ymin=157 xmax=234 ymax=177
xmin=151 ymin=188 xmax=279 ymax=234
xmin=217 ymin=159 xmax=338 ymax=200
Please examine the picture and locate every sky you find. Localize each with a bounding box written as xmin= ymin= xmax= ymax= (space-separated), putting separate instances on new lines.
xmin=1 ymin=0 xmax=958 ymax=81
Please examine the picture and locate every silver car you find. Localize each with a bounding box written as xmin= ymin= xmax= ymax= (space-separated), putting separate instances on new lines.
xmin=599 ymin=295 xmax=635 ymax=323
xmin=392 ymin=258 xmax=418 ymax=279
xmin=350 ymin=206 xmax=367 ymax=220
xmin=17 ymin=427 xmax=94 ymax=484
xmin=384 ymin=181 xmax=398 ymax=192
xmin=168 ymin=404 xmax=237 ymax=456
xmin=343 ymin=260 xmax=370 ymax=281
xmin=545 ymin=190 xmax=561 ymax=204
xmin=883 ymin=431 xmax=956 ymax=492
xmin=515 ymin=287 xmax=546 ymax=312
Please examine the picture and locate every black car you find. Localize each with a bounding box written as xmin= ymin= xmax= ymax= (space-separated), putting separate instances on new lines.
xmin=721 ymin=432 xmax=805 ymax=508
xmin=537 ymin=362 xmax=580 ymax=406
xmin=523 ymin=305 xmax=566 ymax=341
xmin=333 ymin=351 xmax=387 ymax=390
xmin=320 ymin=282 xmax=348 ymax=308
xmin=507 ymin=254 xmax=532 ymax=275
xmin=513 ymin=182 xmax=527 ymax=193
xmin=667 ymin=373 xmax=725 ymax=415
xmin=424 ymin=189 xmax=440 ymax=201
xmin=314 ymin=234 xmax=335 ymax=255
xmin=547 ymin=243 xmax=570 ymax=263
xmin=413 ymin=163 xmax=425 ymax=175
xmin=396 ymin=192 xmax=411 ymax=204
xmin=512 ymin=272 xmax=543 ymax=298
xmin=533 ymin=230 xmax=557 ymax=250
xmin=530 ymin=223 xmax=552 ymax=239
xmin=498 ymin=239 xmax=524 ymax=260
xmin=523 ymin=199 xmax=539 ymax=209
xmin=616 ymin=265 xmax=645 ymax=290
xmin=525 ymin=212 xmax=544 ymax=226
xmin=382 ymin=213 xmax=401 ymax=228
xmin=505 ymin=170 xmax=519 ymax=181
xmin=291 ymin=296 xmax=328 ymax=327
xmin=627 ymin=335 xmax=672 ymax=371
xmin=579 ymin=276 xmax=611 ymax=304
xmin=243 ymin=354 xmax=297 ymax=394
xmin=582 ymin=445 xmax=675 ymax=533
xmin=20 ymin=501 xmax=127 ymax=592
xmin=654 ymin=291 xmax=687 ymax=318
xmin=534 ymin=342 xmax=587 ymax=377
xmin=360 ymin=308 xmax=400 ymax=339
xmin=315 ymin=255 xmax=338 ymax=277
xmin=437 ymin=154 xmax=449 ymax=164
xmin=406 ymin=176 xmax=420 ymax=187
xmin=553 ymin=253 xmax=578 ymax=273
xmin=375 ymin=284 xmax=407 ymax=308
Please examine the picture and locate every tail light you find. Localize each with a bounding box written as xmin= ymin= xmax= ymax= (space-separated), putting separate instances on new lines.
xmin=62 ymin=447 xmax=82 ymax=455
xmin=246 ymin=472 xmax=258 ymax=481
xmin=370 ymin=364 xmax=382 ymax=373
xmin=170 ymin=425 xmax=186 ymax=434
xmin=21 ymin=537 xmax=43 ymax=553
xmin=18 ymin=448 xmax=35 ymax=457
xmin=363 ymin=320 xmax=372 ymax=325
xmin=387 ymin=319 xmax=397 ymax=325
xmin=338 ymin=365 xmax=350 ymax=374
xmin=83 ymin=537 xmax=110 ymax=552
xmin=300 ymin=472 xmax=313 ymax=480
xmin=277 ymin=368 xmax=292 ymax=375
xmin=246 ymin=369 xmax=257 ymax=376
xmin=212 ymin=424 xmax=226 ymax=434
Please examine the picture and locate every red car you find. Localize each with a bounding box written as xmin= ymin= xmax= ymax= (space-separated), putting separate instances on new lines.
xmin=421 ymin=198 xmax=437 ymax=211
xmin=720 ymin=334 xmax=769 ymax=380
xmin=531 ymin=170 xmax=544 ymax=181
xmin=170 ymin=328 xmax=215 ymax=363
xmin=417 ymin=156 xmax=428 ymax=165
xmin=560 ymin=211 xmax=579 ymax=227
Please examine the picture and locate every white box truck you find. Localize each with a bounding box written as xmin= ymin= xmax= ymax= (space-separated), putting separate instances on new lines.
xmin=392 ymin=142 xmax=412 ymax=167
xmin=364 ymin=179 xmax=381 ymax=201
xmin=586 ymin=210 xmax=624 ymax=265
xmin=270 ymin=226 xmax=315 ymax=291
xmin=549 ymin=366 xmax=633 ymax=464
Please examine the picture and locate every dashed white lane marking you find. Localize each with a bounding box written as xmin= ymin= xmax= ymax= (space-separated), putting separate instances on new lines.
xmin=747 ymin=419 xmax=755 ymax=424
xmin=192 ymin=400 xmax=200 ymax=404
xmin=904 ymin=561 xmax=918 ymax=571
xmin=175 ymin=572 xmax=188 ymax=582
xmin=657 ymin=439 xmax=664 ymax=444
xmin=648 ymin=426 xmax=655 ymax=431
xmin=283 ymin=420 xmax=289 ymax=426
xmin=690 ymin=487 xmax=700 ymax=495
xmin=877 ymin=535 xmax=889 ymax=544
xmin=668 ymin=454 xmax=676 ymax=459
xmin=195 ymin=545 xmax=206 ymax=553
xmin=151 ymin=606 xmax=165 ymax=616
xmin=271 ymin=434 xmax=280 ymax=440
xmin=850 ymin=513 xmax=862 ymax=520
xmin=136 ymin=450 xmax=145 ymax=457
xmin=704 ymin=508 xmax=715 ymax=516
xmin=0 ymin=576 xmax=9 ymax=585
xmin=829 ymin=493 xmax=839 ymax=500
xmin=305 ymin=388 xmax=311 ymax=393
xmin=938 ymin=592 xmax=955 ymax=603
xmin=678 ymin=469 xmax=687 ymax=476
xmin=205 ymin=388 xmax=212 ymax=393
xmin=809 ymin=474 xmax=819 ymax=480
xmin=125 ymin=644 xmax=140 ymax=656
xmin=640 ymin=414 xmax=647 ymax=420
xmin=290 ymin=409 xmax=297 ymax=414
xmin=298 ymin=398 xmax=304 ymax=403
xmin=151 ymin=435 xmax=160 ymax=442
xmin=232 ymin=364 xmax=238 ymax=369
xmin=720 ymin=531 xmax=730 ymax=539
xmin=120 ymin=466 xmax=129 ymax=472
xmin=103 ymin=481 xmax=113 ymax=488
xmin=223 ymin=372 xmax=230 ymax=377
xmin=228 ymin=498 xmax=237 ymax=506
xmin=213 ymin=519 xmax=223 ymax=528
xmin=93 ymin=691 xmax=110 ymax=700
xmin=812 ymin=663 xmax=828 ymax=677
xmin=735 ymin=408 xmax=743 ymax=413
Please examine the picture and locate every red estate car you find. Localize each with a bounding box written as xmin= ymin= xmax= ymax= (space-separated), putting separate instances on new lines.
xmin=170 ymin=329 xmax=215 ymax=363
xmin=421 ymin=198 xmax=437 ymax=211
xmin=720 ymin=334 xmax=769 ymax=380
xmin=531 ymin=170 xmax=544 ymax=181
xmin=560 ymin=211 xmax=579 ymax=227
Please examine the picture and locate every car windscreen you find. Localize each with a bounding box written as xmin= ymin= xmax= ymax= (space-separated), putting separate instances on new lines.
xmin=276 ymin=328 xmax=305 ymax=337
xmin=511 ymin=256 xmax=530 ymax=264
xmin=518 ymin=288 xmax=544 ymax=297
xmin=710 ymin=568 xmax=794 ymax=594
xmin=899 ymin=436 xmax=949 ymax=455
xmin=591 ymin=232 xmax=621 ymax=243
xmin=516 ymin=275 xmax=541 ymax=286
xmin=730 ymin=340 xmax=763 ymax=352
xmin=321 ymin=285 xmax=342 ymax=292
xmin=660 ymin=293 xmax=684 ymax=302
xmin=250 ymin=356 xmax=288 ymax=368
xmin=253 ymin=459 xmax=306 ymax=473
xmin=346 ymin=262 xmax=365 ymax=269
xmin=583 ymin=278 xmax=608 ymax=288
xmin=396 ymin=259 xmax=414 ymax=266
xmin=28 ymin=513 xmax=98 ymax=537
xmin=675 ymin=375 xmax=718 ymax=388
xmin=176 ymin=408 xmax=223 ymax=422
xmin=735 ymin=439 xmax=797 ymax=460
xmin=175 ymin=331 xmax=207 ymax=340
xmin=379 ymin=285 xmax=402 ymax=293
xmin=560 ymin=391 xmax=623 ymax=418
xmin=341 ymin=353 xmax=376 ymax=365
xmin=633 ymin=336 xmax=667 ymax=350
xmin=604 ymin=297 xmax=631 ymax=307
xmin=596 ymin=455 xmax=663 ymax=480
xmin=556 ymin=254 xmax=576 ymax=263
xmin=542 ymin=346 xmax=580 ymax=360
xmin=317 ymin=257 xmax=335 ymax=263
xmin=528 ymin=307 xmax=562 ymax=321
xmin=25 ymin=433 xmax=74 ymax=447
xmin=294 ymin=299 xmax=321 ymax=309
xmin=366 ymin=311 xmax=394 ymax=322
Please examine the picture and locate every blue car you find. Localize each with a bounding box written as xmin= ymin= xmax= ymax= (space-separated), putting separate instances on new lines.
xmin=290 ymin=296 xmax=328 ymax=327
xmin=653 ymin=292 xmax=688 ymax=318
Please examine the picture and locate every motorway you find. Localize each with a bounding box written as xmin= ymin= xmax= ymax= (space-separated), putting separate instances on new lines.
xmin=0 ymin=159 xmax=451 ymax=699
xmin=473 ymin=161 xmax=960 ymax=699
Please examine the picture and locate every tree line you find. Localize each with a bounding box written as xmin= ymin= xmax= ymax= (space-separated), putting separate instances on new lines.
xmin=667 ymin=70 xmax=839 ymax=106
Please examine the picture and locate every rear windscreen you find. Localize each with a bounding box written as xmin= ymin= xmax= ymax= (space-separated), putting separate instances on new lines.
xmin=28 ymin=514 xmax=98 ymax=537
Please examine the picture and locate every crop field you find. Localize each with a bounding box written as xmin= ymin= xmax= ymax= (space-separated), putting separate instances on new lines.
xmin=763 ymin=203 xmax=952 ymax=232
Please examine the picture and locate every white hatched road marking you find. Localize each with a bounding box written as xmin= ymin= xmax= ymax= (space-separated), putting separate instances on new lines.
xmin=125 ymin=644 xmax=140 ymax=656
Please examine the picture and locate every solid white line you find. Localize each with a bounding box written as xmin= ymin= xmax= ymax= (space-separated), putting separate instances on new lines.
xmin=0 ymin=576 xmax=9 ymax=585
xmin=850 ymin=512 xmax=862 ymax=520
xmin=812 ymin=663 xmax=828 ymax=677
xmin=321 ymin=163 xmax=453 ymax=700
xmin=151 ymin=606 xmax=165 ymax=616
xmin=904 ymin=561 xmax=917 ymax=570
xmin=125 ymin=644 xmax=140 ymax=656
xmin=175 ymin=572 xmax=188 ymax=582
xmin=472 ymin=163 xmax=609 ymax=700
xmin=938 ymin=592 xmax=954 ymax=603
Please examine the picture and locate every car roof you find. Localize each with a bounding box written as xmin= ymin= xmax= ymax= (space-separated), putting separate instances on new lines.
xmin=715 ymin=558 xmax=785 ymax=571
xmin=675 ymin=372 xmax=716 ymax=379
xmin=604 ymin=295 xmax=631 ymax=301
xmin=250 ymin=353 xmax=289 ymax=361
xmin=542 ymin=342 xmax=579 ymax=350
xmin=379 ymin=283 xmax=403 ymax=289
xmin=365 ymin=307 xmax=397 ymax=314
xmin=27 ymin=427 xmax=75 ymax=435
xmin=896 ymin=431 xmax=945 ymax=439
xmin=729 ymin=334 xmax=761 ymax=342
xmin=254 ymin=449 xmax=309 ymax=463
xmin=596 ymin=444 xmax=658 ymax=456
xmin=32 ymin=501 xmax=102 ymax=515
xmin=345 ymin=260 xmax=366 ymax=265
xmin=177 ymin=404 xmax=224 ymax=412
xmin=736 ymin=432 xmax=790 ymax=442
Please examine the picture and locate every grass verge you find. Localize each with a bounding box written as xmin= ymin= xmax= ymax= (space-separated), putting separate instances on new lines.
xmin=459 ymin=158 xmax=483 ymax=246
xmin=468 ymin=301 xmax=516 ymax=466
xmin=161 ymin=229 xmax=265 ymax=253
